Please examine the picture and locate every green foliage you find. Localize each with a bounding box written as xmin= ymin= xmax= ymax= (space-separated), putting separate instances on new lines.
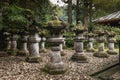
xmin=2 ymin=5 xmax=34 ymax=32
xmin=88 ymin=23 xmax=95 ymax=32
xmin=91 ymin=24 xmax=120 ymax=41
xmin=93 ymin=0 xmax=120 ymax=18
xmin=63 ymin=32 xmax=75 ymax=48
xmin=27 ymin=0 xmax=52 ymax=23
xmin=39 ymin=29 xmax=49 ymax=37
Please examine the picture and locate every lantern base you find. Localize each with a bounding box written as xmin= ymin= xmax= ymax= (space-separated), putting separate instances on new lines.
xmin=17 ymin=50 xmax=29 ymax=56
xmin=107 ymin=50 xmax=117 ymax=55
xmin=94 ymin=51 xmax=109 ymax=58
xmin=26 ymin=56 xmax=42 ymax=63
xmin=71 ymin=52 xmax=88 ymax=63
xmin=43 ymin=62 xmax=67 ymax=75
xmin=86 ymin=48 xmax=95 ymax=52
xmin=7 ymin=49 xmax=17 ymax=56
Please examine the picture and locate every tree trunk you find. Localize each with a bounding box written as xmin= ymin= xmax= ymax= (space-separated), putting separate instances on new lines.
xmin=68 ymin=0 xmax=72 ymax=24
xmin=83 ymin=5 xmax=89 ymax=28
xmin=76 ymin=0 xmax=80 ymax=24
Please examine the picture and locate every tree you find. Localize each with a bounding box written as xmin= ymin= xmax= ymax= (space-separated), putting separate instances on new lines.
xmin=93 ymin=0 xmax=120 ymax=18
xmin=62 ymin=0 xmax=72 ymax=24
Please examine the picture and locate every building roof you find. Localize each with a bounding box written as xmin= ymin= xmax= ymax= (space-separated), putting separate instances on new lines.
xmin=93 ymin=11 xmax=120 ymax=23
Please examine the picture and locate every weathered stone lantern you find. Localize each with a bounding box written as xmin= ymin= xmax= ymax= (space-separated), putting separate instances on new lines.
xmin=17 ymin=31 xmax=29 ymax=56
xmin=86 ymin=33 xmax=95 ymax=52
xmin=44 ymin=14 xmax=67 ymax=74
xmin=71 ymin=21 xmax=88 ymax=63
xmin=7 ymin=29 xmax=18 ymax=55
xmin=39 ymin=30 xmax=48 ymax=53
xmin=107 ymin=31 xmax=117 ymax=55
xmin=40 ymin=37 xmax=47 ymax=52
xmin=3 ymin=32 xmax=11 ymax=51
xmin=94 ymin=28 xmax=109 ymax=58
xmin=26 ymin=21 xmax=41 ymax=63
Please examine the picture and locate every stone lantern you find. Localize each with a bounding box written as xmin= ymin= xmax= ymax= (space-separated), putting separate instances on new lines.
xmin=59 ymin=36 xmax=66 ymax=56
xmin=44 ymin=14 xmax=67 ymax=74
xmin=107 ymin=31 xmax=117 ymax=55
xmin=94 ymin=28 xmax=109 ymax=58
xmin=26 ymin=21 xmax=41 ymax=63
xmin=86 ymin=33 xmax=95 ymax=52
xmin=40 ymin=37 xmax=47 ymax=52
xmin=3 ymin=32 xmax=11 ymax=51
xmin=7 ymin=29 xmax=18 ymax=55
xmin=17 ymin=31 xmax=29 ymax=56
xmin=39 ymin=30 xmax=48 ymax=53
xmin=71 ymin=21 xmax=88 ymax=63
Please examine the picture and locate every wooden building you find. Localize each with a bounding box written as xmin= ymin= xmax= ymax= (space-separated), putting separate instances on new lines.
xmin=93 ymin=11 xmax=120 ymax=27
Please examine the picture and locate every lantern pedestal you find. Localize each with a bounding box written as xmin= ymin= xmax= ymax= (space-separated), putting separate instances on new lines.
xmin=94 ymin=35 xmax=109 ymax=58
xmin=71 ymin=33 xmax=88 ymax=63
xmin=44 ymin=37 xmax=67 ymax=74
xmin=107 ymin=36 xmax=117 ymax=55
xmin=40 ymin=37 xmax=47 ymax=53
xmin=7 ymin=35 xmax=17 ymax=55
xmin=87 ymin=36 xmax=95 ymax=52
xmin=17 ymin=35 xmax=29 ymax=56
xmin=26 ymin=33 xmax=41 ymax=63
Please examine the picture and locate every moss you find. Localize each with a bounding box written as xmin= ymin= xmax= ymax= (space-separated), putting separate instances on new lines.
xmin=16 ymin=50 xmax=28 ymax=56
xmin=86 ymin=48 xmax=95 ymax=52
xmin=26 ymin=56 xmax=42 ymax=63
xmin=43 ymin=65 xmax=67 ymax=75
xmin=71 ymin=53 xmax=88 ymax=63
xmin=61 ymin=51 xmax=66 ymax=56
xmin=7 ymin=49 xmax=17 ymax=56
xmin=63 ymin=46 xmax=67 ymax=49
xmin=87 ymin=32 xmax=94 ymax=37
xmin=107 ymin=50 xmax=118 ymax=55
xmin=99 ymin=43 xmax=104 ymax=47
xmin=39 ymin=49 xmax=47 ymax=53
xmin=93 ymin=51 xmax=109 ymax=58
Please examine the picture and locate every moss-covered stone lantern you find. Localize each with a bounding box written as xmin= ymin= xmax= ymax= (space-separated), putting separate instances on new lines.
xmin=7 ymin=29 xmax=18 ymax=55
xmin=93 ymin=28 xmax=109 ymax=58
xmin=39 ymin=30 xmax=48 ymax=53
xmin=3 ymin=32 xmax=11 ymax=51
xmin=26 ymin=21 xmax=41 ymax=63
xmin=107 ymin=31 xmax=117 ymax=54
xmin=43 ymin=14 xmax=67 ymax=74
xmin=17 ymin=31 xmax=29 ymax=56
xmin=71 ymin=21 xmax=88 ymax=63
xmin=86 ymin=32 xmax=95 ymax=52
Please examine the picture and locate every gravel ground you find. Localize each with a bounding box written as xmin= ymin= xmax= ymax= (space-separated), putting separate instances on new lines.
xmin=0 ymin=49 xmax=119 ymax=80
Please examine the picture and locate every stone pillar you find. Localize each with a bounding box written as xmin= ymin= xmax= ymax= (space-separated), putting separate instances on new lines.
xmin=44 ymin=37 xmax=66 ymax=74
xmin=107 ymin=37 xmax=117 ymax=55
xmin=6 ymin=40 xmax=11 ymax=50
xmin=60 ymin=36 xmax=65 ymax=56
xmin=26 ymin=33 xmax=41 ymax=63
xmin=17 ymin=35 xmax=29 ymax=56
xmin=71 ymin=33 xmax=88 ymax=62
xmin=87 ymin=36 xmax=94 ymax=52
xmin=94 ymin=35 xmax=109 ymax=58
xmin=4 ymin=33 xmax=11 ymax=50
xmin=63 ymin=38 xmax=66 ymax=47
xmin=11 ymin=35 xmax=17 ymax=50
xmin=7 ymin=34 xmax=17 ymax=55
xmin=40 ymin=37 xmax=47 ymax=53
